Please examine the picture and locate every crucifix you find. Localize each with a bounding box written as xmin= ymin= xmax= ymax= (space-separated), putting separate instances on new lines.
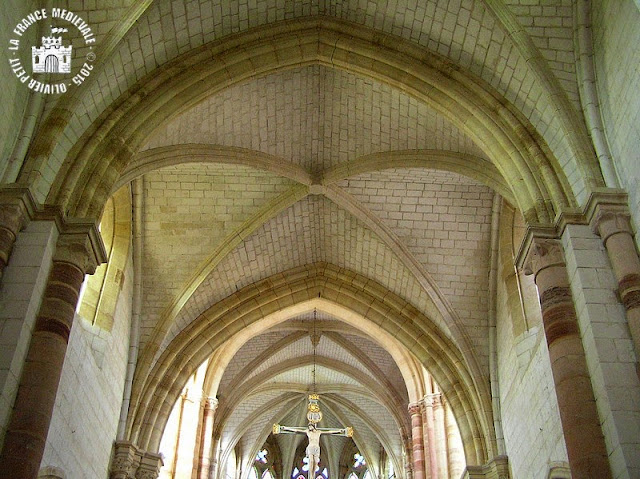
xmin=273 ymin=394 xmax=353 ymax=478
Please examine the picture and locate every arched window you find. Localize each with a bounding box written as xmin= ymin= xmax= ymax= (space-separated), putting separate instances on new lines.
xmin=345 ymin=452 xmax=367 ymax=479
xmin=292 ymin=454 xmax=329 ymax=479
xmin=75 ymin=187 xmax=132 ymax=331
xmin=254 ymin=447 xmax=275 ymax=479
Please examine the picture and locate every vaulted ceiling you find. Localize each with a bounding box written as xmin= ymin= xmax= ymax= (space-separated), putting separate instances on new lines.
xmin=28 ymin=0 xmax=599 ymax=473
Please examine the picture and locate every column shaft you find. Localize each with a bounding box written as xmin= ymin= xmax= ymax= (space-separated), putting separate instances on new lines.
xmin=198 ymin=399 xmax=217 ymax=479
xmin=431 ymin=395 xmax=448 ymax=479
xmin=594 ymin=209 xmax=640 ymax=369
xmin=408 ymin=403 xmax=425 ymax=479
xmin=524 ymin=238 xmax=612 ymax=479
xmin=0 ymin=260 xmax=84 ymax=478
xmin=422 ymin=398 xmax=438 ymax=479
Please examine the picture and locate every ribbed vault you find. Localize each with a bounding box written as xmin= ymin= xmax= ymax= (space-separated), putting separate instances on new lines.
xmin=128 ymin=264 xmax=496 ymax=468
xmin=25 ymin=18 xmax=582 ymax=223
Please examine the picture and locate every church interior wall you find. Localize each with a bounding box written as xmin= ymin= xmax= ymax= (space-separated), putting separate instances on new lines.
xmin=0 ymin=3 xmax=639 ymax=479
xmin=561 ymin=223 xmax=640 ymax=479
xmin=592 ymin=0 xmax=640 ymax=236
xmin=495 ymin=229 xmax=568 ymax=479
xmin=40 ymin=251 xmax=134 ymax=479
xmin=0 ymin=220 xmax=58 ymax=450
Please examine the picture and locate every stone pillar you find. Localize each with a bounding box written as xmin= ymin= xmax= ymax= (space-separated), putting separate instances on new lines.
xmin=408 ymin=402 xmax=425 ymax=479
xmin=523 ymin=237 xmax=612 ymax=479
xmin=431 ymin=394 xmax=448 ymax=479
xmin=444 ymin=399 xmax=464 ymax=479
xmin=593 ymin=207 xmax=640 ymax=369
xmin=0 ymin=224 xmax=105 ymax=479
xmin=198 ymin=397 xmax=218 ymax=479
xmin=421 ymin=397 xmax=437 ymax=479
xmin=0 ymin=188 xmax=35 ymax=279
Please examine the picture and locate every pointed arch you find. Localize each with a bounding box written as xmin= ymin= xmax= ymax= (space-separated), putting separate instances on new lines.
xmin=126 ymin=263 xmax=495 ymax=467
xmin=22 ymin=18 xmax=580 ymax=223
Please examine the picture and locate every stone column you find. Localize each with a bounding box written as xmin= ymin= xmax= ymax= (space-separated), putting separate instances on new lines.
xmin=421 ymin=397 xmax=437 ymax=479
xmin=523 ymin=237 xmax=612 ymax=479
xmin=198 ymin=397 xmax=218 ymax=479
xmin=0 ymin=224 xmax=105 ymax=479
xmin=443 ymin=399 xmax=464 ymax=479
xmin=593 ymin=207 xmax=640 ymax=369
xmin=0 ymin=188 xmax=35 ymax=279
xmin=408 ymin=402 xmax=425 ymax=479
xmin=431 ymin=394 xmax=448 ymax=479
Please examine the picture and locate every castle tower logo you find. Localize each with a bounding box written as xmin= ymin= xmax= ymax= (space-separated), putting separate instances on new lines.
xmin=32 ymin=27 xmax=72 ymax=74
xmin=7 ymin=8 xmax=96 ymax=95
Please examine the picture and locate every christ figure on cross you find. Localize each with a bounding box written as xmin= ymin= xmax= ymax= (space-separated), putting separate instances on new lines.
xmin=273 ymin=422 xmax=353 ymax=477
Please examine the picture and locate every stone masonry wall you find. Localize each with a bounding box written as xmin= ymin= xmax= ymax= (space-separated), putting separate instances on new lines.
xmin=496 ymin=255 xmax=568 ymax=479
xmin=593 ymin=0 xmax=640 ymax=244
xmin=40 ymin=253 xmax=133 ymax=479
xmin=0 ymin=0 xmax=38 ymax=179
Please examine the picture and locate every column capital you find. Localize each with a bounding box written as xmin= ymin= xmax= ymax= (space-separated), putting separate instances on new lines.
xmin=591 ymin=206 xmax=633 ymax=244
xmin=423 ymin=392 xmax=441 ymax=408
xmin=408 ymin=402 xmax=422 ymax=416
xmin=0 ymin=187 xmax=36 ymax=231
xmin=111 ymin=441 xmax=141 ymax=478
xmin=136 ymin=451 xmax=163 ymax=479
xmin=204 ymin=396 xmax=218 ymax=410
xmin=55 ymin=219 xmax=107 ymax=274
xmin=521 ymin=237 xmax=565 ymax=278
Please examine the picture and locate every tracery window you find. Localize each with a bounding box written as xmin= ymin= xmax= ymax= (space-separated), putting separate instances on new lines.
xmin=345 ymin=453 xmax=368 ymax=479
xmin=254 ymin=447 xmax=276 ymax=479
xmin=291 ymin=456 xmax=329 ymax=479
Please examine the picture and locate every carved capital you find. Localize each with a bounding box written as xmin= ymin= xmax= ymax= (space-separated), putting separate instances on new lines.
xmin=54 ymin=220 xmax=106 ymax=274
xmin=204 ymin=396 xmax=218 ymax=410
xmin=522 ymin=238 xmax=565 ymax=277
xmin=136 ymin=452 xmax=163 ymax=479
xmin=110 ymin=441 xmax=141 ymax=479
xmin=407 ymin=402 xmax=422 ymax=417
xmin=0 ymin=187 xmax=37 ymax=229
xmin=592 ymin=206 xmax=633 ymax=244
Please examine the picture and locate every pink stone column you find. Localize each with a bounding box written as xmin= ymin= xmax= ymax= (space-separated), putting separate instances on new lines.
xmin=197 ymin=398 xmax=218 ymax=479
xmin=0 ymin=228 xmax=104 ymax=479
xmin=523 ymin=238 xmax=612 ymax=479
xmin=593 ymin=208 xmax=640 ymax=371
xmin=408 ymin=402 xmax=425 ymax=479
